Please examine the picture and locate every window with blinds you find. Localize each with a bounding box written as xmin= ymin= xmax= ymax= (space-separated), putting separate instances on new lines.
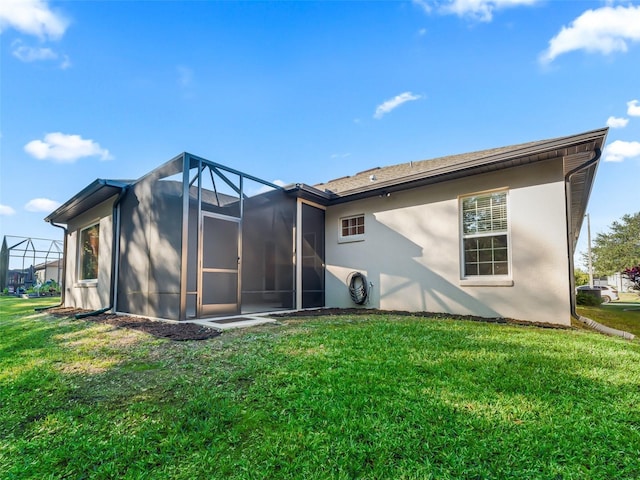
xmin=461 ymin=191 xmax=509 ymax=276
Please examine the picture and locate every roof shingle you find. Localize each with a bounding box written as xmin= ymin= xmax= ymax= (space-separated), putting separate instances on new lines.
xmin=313 ymin=130 xmax=604 ymax=196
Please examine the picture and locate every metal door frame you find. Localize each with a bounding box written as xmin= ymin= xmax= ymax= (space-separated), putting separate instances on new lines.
xmin=198 ymin=211 xmax=242 ymax=317
xmin=296 ymin=199 xmax=326 ymax=309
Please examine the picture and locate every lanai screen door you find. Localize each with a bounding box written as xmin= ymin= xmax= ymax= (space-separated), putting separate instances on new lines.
xmin=301 ymin=203 xmax=325 ymax=308
xmin=182 ymin=153 xmax=297 ymax=320
xmin=199 ymin=212 xmax=241 ymax=316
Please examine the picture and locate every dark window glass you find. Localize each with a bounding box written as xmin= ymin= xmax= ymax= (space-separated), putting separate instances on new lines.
xmin=80 ymin=224 xmax=100 ymax=280
xmin=341 ymin=215 xmax=365 ymax=237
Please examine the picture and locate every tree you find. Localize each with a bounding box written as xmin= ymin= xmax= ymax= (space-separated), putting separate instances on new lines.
xmin=623 ymin=266 xmax=640 ymax=291
xmin=574 ymin=268 xmax=590 ymax=287
xmin=590 ymin=212 xmax=640 ymax=275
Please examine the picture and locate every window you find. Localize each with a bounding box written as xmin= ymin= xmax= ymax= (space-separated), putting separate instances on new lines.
xmin=339 ymin=214 xmax=365 ymax=242
xmin=461 ymin=191 xmax=509 ymax=277
xmin=79 ymin=223 xmax=100 ymax=281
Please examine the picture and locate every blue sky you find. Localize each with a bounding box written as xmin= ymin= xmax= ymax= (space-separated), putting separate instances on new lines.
xmin=1 ymin=0 xmax=639 ymax=269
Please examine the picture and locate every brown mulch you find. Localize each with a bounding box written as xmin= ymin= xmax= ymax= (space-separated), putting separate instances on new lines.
xmin=45 ymin=306 xmax=571 ymax=341
xmin=47 ymin=308 xmax=222 ymax=341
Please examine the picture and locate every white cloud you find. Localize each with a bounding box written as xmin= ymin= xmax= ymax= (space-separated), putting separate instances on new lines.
xmin=330 ymin=153 xmax=351 ymax=159
xmin=0 ymin=0 xmax=69 ymax=40
xmin=416 ymin=0 xmax=539 ymax=22
xmin=0 ymin=204 xmax=16 ymax=216
xmin=628 ymin=99 xmax=640 ymax=117
xmin=606 ymin=116 xmax=629 ymax=128
xmin=59 ymin=54 xmax=71 ymax=69
xmin=251 ymin=179 xmax=287 ymax=196
xmin=24 ymin=132 xmax=112 ymax=163
xmin=540 ymin=5 xmax=640 ymax=64
xmin=374 ymin=92 xmax=422 ymax=119
xmin=445 ymin=0 xmax=539 ymax=22
xmin=412 ymin=0 xmax=432 ymax=14
xmin=604 ymin=140 xmax=640 ymax=162
xmin=11 ymin=40 xmax=69 ymax=68
xmin=24 ymin=198 xmax=61 ymax=213
xmin=11 ymin=39 xmax=56 ymax=61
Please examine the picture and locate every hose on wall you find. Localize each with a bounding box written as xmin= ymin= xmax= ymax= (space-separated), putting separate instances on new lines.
xmin=347 ymin=271 xmax=369 ymax=305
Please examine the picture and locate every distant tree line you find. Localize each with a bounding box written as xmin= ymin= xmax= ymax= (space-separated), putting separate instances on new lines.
xmin=585 ymin=212 xmax=639 ymax=277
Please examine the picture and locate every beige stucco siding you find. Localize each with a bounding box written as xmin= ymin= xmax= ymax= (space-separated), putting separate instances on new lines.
xmin=324 ymin=159 xmax=570 ymax=325
xmin=64 ymin=198 xmax=115 ymax=311
xmin=116 ymin=179 xmax=183 ymax=319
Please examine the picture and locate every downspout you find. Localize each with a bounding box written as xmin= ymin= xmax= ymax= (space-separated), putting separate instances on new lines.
xmin=34 ymin=222 xmax=68 ymax=311
xmin=75 ymin=187 xmax=129 ymax=319
xmin=565 ymin=148 xmax=634 ymax=340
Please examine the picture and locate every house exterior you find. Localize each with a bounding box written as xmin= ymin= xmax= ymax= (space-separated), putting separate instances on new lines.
xmin=45 ymin=128 xmax=607 ymax=325
xmin=34 ymin=259 xmax=62 ymax=285
xmin=606 ymin=273 xmax=635 ymax=293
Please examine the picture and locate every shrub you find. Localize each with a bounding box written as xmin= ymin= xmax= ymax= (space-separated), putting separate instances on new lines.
xmin=576 ymin=291 xmax=603 ymax=306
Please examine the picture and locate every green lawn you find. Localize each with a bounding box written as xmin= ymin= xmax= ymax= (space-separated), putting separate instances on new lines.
xmin=618 ymin=292 xmax=640 ymax=303
xmin=1 ymin=297 xmax=640 ymax=479
xmin=577 ymin=292 xmax=640 ymax=337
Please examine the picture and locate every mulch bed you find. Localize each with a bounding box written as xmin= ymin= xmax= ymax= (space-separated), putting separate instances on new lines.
xmin=45 ymin=306 xmax=570 ymax=341
xmin=46 ymin=308 xmax=222 ymax=341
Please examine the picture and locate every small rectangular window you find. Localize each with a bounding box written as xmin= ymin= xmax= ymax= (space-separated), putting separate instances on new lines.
xmin=79 ymin=223 xmax=100 ymax=281
xmin=460 ymin=191 xmax=509 ymax=277
xmin=339 ymin=214 xmax=365 ymax=242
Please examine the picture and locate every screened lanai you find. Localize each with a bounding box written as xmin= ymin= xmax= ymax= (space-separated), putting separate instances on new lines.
xmin=116 ymin=153 xmax=324 ymax=321
xmin=0 ymin=236 xmax=63 ymax=292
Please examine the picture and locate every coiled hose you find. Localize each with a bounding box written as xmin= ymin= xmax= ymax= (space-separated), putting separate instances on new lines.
xmin=347 ymin=271 xmax=369 ymax=305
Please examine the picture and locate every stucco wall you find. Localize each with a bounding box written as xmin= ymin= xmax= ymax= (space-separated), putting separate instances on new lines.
xmin=64 ymin=199 xmax=114 ymax=311
xmin=118 ymin=179 xmax=182 ymax=320
xmin=324 ymin=159 xmax=571 ymax=325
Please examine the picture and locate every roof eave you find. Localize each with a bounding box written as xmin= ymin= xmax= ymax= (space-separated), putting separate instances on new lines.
xmin=284 ymin=183 xmax=336 ymax=205
xmin=44 ymin=179 xmax=131 ymax=224
xmin=565 ymin=149 xmax=606 ymax=253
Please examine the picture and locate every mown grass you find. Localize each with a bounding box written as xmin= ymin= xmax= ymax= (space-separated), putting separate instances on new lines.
xmin=1 ymin=297 xmax=640 ymax=479
xmin=618 ymin=292 xmax=640 ymax=303
xmin=578 ymin=292 xmax=640 ymax=337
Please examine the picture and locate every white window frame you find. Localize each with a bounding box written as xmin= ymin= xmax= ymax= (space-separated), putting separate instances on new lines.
xmin=77 ymin=221 xmax=100 ymax=283
xmin=459 ymin=189 xmax=513 ymax=286
xmin=338 ymin=213 xmax=365 ymax=243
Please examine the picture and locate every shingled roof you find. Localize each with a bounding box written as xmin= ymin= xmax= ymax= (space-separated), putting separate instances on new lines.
xmin=314 ymin=141 xmax=538 ymax=195
xmin=291 ymin=127 xmax=607 ymax=252
xmin=314 ymin=128 xmax=607 ymax=199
